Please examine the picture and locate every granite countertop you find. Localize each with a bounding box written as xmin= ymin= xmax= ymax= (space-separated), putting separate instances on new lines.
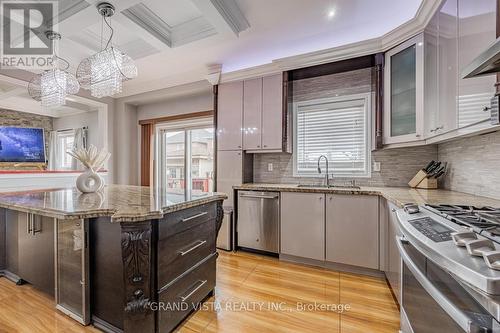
xmin=234 ymin=183 xmax=500 ymax=208
xmin=0 ymin=185 xmax=227 ymax=222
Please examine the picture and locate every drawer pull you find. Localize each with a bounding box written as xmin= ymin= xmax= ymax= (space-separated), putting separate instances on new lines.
xmin=179 ymin=280 xmax=207 ymax=302
xmin=178 ymin=240 xmax=207 ymax=256
xmin=181 ymin=212 xmax=208 ymax=222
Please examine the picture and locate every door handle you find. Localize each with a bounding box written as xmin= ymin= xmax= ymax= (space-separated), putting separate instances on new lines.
xmin=179 ymin=280 xmax=207 ymax=302
xmin=239 ymin=194 xmax=278 ymax=199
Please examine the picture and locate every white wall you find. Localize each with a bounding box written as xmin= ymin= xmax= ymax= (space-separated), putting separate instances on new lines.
xmin=137 ymin=91 xmax=213 ymax=121
xmin=53 ymin=111 xmax=99 ymax=147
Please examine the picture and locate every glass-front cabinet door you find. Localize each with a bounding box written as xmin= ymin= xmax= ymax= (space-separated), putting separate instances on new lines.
xmin=55 ymin=219 xmax=90 ymax=325
xmin=384 ymin=34 xmax=424 ymax=144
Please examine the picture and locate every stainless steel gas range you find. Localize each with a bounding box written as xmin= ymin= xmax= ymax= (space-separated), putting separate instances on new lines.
xmin=396 ymin=204 xmax=500 ymax=333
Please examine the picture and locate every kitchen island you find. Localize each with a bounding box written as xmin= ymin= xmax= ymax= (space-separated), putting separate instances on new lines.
xmin=0 ymin=185 xmax=226 ymax=333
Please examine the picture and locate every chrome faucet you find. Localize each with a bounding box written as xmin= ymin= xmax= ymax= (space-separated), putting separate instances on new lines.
xmin=317 ymin=155 xmax=329 ymax=186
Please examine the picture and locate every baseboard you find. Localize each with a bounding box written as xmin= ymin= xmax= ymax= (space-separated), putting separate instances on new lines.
xmin=279 ymin=254 xmax=385 ymax=278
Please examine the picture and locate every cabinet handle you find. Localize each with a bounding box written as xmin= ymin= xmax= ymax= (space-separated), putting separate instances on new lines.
xmin=263 ymin=145 xmax=267 ymax=148
xmin=26 ymin=214 xmax=32 ymax=235
xmin=32 ymin=216 xmax=42 ymax=234
xmin=257 ymin=145 xmax=260 ymax=148
xmin=238 ymin=145 xmax=242 ymax=148
xmin=181 ymin=211 xmax=208 ymax=222
xmin=319 ymin=196 xmax=323 ymax=200
xmin=391 ymin=208 xmax=396 ymax=212
xmin=179 ymin=280 xmax=207 ymax=302
xmin=178 ymin=240 xmax=207 ymax=256
xmin=483 ymin=106 xmax=492 ymax=112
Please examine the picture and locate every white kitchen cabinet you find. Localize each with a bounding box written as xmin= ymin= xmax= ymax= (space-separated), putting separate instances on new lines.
xmin=216 ymin=150 xmax=243 ymax=207
xmin=384 ymin=34 xmax=425 ymax=144
xmin=326 ymin=194 xmax=379 ymax=270
xmin=457 ymin=0 xmax=496 ymax=128
xmin=242 ymin=73 xmax=287 ymax=152
xmin=280 ymin=192 xmax=325 ymax=261
xmin=217 ymin=81 xmax=243 ymax=151
xmin=262 ymin=74 xmax=284 ymax=150
xmin=243 ymin=78 xmax=262 ymax=150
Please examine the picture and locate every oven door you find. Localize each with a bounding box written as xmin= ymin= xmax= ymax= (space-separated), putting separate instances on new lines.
xmin=397 ymin=236 xmax=498 ymax=333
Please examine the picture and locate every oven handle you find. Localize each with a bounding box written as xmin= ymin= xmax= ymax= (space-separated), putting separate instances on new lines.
xmin=396 ymin=236 xmax=481 ymax=333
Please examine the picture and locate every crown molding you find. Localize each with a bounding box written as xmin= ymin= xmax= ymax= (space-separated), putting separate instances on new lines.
xmin=220 ymin=0 xmax=443 ymax=83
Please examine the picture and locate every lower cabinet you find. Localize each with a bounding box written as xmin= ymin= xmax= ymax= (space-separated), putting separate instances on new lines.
xmin=280 ymin=192 xmax=325 ymax=261
xmin=279 ymin=192 xmax=380 ymax=271
xmin=326 ymin=194 xmax=379 ymax=270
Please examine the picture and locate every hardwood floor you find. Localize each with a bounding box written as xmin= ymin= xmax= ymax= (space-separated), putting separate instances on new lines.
xmin=0 ymin=251 xmax=400 ymax=333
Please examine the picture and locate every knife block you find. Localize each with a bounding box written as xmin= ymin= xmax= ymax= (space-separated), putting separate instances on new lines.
xmin=408 ymin=170 xmax=438 ymax=189
xmin=415 ymin=177 xmax=438 ymax=189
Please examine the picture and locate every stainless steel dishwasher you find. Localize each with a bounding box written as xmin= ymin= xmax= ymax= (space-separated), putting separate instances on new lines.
xmin=237 ymin=191 xmax=279 ymax=254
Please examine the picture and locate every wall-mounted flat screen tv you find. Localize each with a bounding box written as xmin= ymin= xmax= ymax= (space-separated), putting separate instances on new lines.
xmin=0 ymin=127 xmax=45 ymax=163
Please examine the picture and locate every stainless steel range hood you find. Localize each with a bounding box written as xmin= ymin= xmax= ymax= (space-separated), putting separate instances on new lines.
xmin=462 ymin=36 xmax=500 ymax=79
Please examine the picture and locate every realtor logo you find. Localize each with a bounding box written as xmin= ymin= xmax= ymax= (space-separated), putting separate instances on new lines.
xmin=0 ymin=0 xmax=57 ymax=69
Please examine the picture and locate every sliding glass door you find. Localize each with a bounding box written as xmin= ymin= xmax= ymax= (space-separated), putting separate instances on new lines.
xmin=156 ymin=119 xmax=214 ymax=193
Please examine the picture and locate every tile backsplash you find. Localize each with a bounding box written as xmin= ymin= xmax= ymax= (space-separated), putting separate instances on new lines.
xmin=438 ymin=130 xmax=500 ymax=200
xmin=253 ymin=145 xmax=438 ymax=187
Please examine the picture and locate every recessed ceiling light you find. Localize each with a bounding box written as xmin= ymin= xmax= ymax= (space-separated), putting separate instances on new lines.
xmin=327 ymin=9 xmax=335 ymax=19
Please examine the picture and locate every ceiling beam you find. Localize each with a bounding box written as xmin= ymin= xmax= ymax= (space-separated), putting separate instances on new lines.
xmin=0 ymin=87 xmax=26 ymax=101
xmin=190 ymin=0 xmax=249 ymax=36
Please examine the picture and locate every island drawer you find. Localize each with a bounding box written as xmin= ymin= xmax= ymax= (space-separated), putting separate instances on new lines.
xmin=159 ymin=203 xmax=217 ymax=239
xmin=157 ymin=216 xmax=216 ymax=288
xmin=157 ymin=254 xmax=216 ymax=333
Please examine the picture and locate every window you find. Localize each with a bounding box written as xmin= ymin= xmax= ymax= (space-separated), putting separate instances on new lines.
xmin=293 ymin=93 xmax=371 ymax=178
xmin=156 ymin=117 xmax=214 ymax=193
xmin=56 ymin=130 xmax=75 ymax=169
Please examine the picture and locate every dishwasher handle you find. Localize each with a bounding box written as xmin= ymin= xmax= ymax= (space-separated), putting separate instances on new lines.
xmin=239 ymin=194 xmax=279 ymax=199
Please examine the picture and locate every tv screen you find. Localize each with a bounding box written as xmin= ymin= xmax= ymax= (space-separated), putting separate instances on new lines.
xmin=0 ymin=127 xmax=46 ymax=163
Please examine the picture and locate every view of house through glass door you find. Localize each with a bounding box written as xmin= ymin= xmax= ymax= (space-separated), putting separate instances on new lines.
xmin=156 ymin=118 xmax=214 ymax=193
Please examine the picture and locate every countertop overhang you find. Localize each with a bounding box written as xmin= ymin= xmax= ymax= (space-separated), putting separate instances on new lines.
xmin=0 ymin=185 xmax=227 ymax=222
xmin=234 ymin=183 xmax=500 ymax=208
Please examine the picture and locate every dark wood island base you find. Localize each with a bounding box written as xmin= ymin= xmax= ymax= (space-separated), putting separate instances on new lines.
xmin=92 ymin=201 xmax=224 ymax=333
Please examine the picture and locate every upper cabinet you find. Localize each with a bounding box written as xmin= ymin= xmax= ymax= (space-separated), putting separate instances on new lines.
xmin=217 ymin=73 xmax=290 ymax=153
xmin=241 ymin=73 xmax=290 ymax=153
xmin=217 ymin=81 xmax=243 ymax=151
xmin=383 ymin=0 xmax=497 ymax=146
xmin=457 ymin=0 xmax=496 ymax=128
xmin=384 ymin=34 xmax=425 ymax=144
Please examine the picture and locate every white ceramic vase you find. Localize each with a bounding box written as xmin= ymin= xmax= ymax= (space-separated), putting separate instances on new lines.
xmin=76 ymin=168 xmax=104 ymax=193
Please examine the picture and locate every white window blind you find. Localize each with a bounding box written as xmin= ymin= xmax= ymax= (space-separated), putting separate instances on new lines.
xmin=293 ymin=94 xmax=371 ymax=177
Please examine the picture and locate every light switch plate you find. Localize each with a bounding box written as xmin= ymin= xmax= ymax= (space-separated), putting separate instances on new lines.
xmin=373 ymin=162 xmax=381 ymax=172
xmin=267 ymin=163 xmax=273 ymax=172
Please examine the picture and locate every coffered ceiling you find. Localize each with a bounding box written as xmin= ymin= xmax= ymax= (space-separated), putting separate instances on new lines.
xmin=16 ymin=0 xmax=427 ymax=97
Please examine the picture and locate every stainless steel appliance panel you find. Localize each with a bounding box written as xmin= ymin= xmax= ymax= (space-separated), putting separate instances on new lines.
xmin=398 ymin=236 xmax=497 ymax=333
xmin=237 ymin=191 xmax=279 ymax=253
xmin=17 ymin=213 xmax=55 ymax=296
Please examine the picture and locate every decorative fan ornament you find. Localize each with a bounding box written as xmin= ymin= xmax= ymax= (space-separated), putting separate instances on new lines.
xmin=76 ymin=2 xmax=137 ymax=98
xmin=28 ymin=31 xmax=79 ymax=108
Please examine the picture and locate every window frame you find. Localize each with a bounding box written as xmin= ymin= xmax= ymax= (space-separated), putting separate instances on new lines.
xmin=56 ymin=130 xmax=76 ymax=170
xmin=154 ymin=117 xmax=214 ymax=192
xmin=292 ymin=93 xmax=372 ymax=178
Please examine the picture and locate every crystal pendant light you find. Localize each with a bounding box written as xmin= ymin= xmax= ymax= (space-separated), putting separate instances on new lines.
xmin=28 ymin=31 xmax=80 ymax=108
xmin=76 ymin=2 xmax=137 ymax=98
